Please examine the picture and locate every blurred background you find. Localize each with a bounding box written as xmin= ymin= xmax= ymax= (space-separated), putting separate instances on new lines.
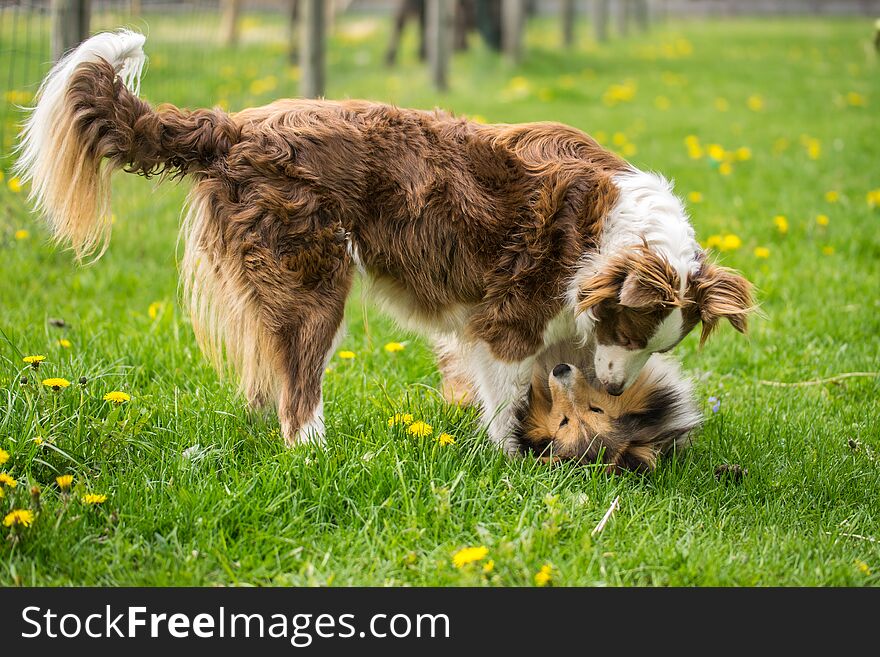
xmin=1 ymin=0 xmax=878 ymax=164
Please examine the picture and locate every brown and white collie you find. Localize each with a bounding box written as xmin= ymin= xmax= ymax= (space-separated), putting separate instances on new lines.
xmin=16 ymin=31 xmax=752 ymax=453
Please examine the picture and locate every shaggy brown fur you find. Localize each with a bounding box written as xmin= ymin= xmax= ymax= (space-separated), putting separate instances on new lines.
xmin=45 ymin=56 xmax=629 ymax=443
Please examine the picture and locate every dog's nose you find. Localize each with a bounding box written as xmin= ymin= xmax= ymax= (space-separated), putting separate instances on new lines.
xmin=551 ymin=363 xmax=572 ymax=378
xmin=604 ymin=381 xmax=625 ymax=396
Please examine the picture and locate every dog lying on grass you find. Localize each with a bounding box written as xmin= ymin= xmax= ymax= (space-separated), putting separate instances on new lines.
xmin=440 ymin=337 xmax=702 ymax=471
xmin=16 ymin=30 xmax=751 ymax=453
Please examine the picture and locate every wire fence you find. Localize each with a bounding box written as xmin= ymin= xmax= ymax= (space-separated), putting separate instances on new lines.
xmin=0 ymin=0 xmax=273 ymax=166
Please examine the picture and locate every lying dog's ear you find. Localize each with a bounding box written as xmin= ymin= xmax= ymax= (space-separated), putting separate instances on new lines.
xmin=690 ymin=261 xmax=756 ymax=345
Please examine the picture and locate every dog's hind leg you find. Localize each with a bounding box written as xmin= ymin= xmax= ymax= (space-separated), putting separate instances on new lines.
xmin=433 ymin=334 xmax=478 ymax=407
xmin=277 ymin=314 xmax=347 ymax=447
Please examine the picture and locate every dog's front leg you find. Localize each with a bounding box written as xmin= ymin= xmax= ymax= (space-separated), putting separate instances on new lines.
xmin=469 ymin=342 xmax=536 ymax=455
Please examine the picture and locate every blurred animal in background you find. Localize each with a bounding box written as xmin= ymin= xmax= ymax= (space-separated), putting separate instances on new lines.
xmin=385 ymin=0 xmax=502 ymax=66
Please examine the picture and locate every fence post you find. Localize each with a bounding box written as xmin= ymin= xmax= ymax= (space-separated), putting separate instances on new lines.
xmin=426 ymin=0 xmax=450 ymax=91
xmin=634 ymin=0 xmax=649 ymax=31
xmin=300 ymin=0 xmax=325 ymax=98
xmin=561 ymin=0 xmax=575 ymax=47
xmin=618 ymin=0 xmax=631 ymax=37
xmin=502 ymin=0 xmax=525 ymax=64
xmin=594 ymin=0 xmax=609 ymax=43
xmin=51 ymin=0 xmax=91 ymax=61
xmin=220 ymin=0 xmax=241 ymax=47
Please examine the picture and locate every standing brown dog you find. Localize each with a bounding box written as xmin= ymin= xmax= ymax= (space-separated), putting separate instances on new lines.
xmin=17 ymin=32 xmax=753 ymax=451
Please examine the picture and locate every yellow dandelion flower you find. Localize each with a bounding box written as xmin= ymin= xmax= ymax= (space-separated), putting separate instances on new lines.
xmin=388 ymin=413 xmax=414 ymax=428
xmin=622 ymin=142 xmax=637 ymax=157
xmin=713 ymin=97 xmax=729 ymax=112
xmin=23 ymin=355 xmax=45 ymax=365
xmin=32 ymin=437 xmax=43 ymax=445
xmin=856 ymin=560 xmax=871 ymax=575
xmin=7 ymin=177 xmax=23 ymax=193
xmin=3 ymin=509 xmax=34 ymax=528
xmin=806 ymin=139 xmax=821 ymax=160
xmin=42 ymin=378 xmax=70 ymax=390
xmin=774 ymin=215 xmax=789 ymax=234
xmin=148 ymin=301 xmax=164 ymax=320
xmin=866 ymin=189 xmax=880 ymax=208
xmin=56 ymin=474 xmax=73 ymax=490
xmin=482 ymin=559 xmax=495 ymax=574
xmin=718 ymin=162 xmax=733 ymax=176
xmin=407 ymin=421 xmax=433 ymax=438
xmin=746 ymin=95 xmax=764 ymax=111
xmin=684 ymin=134 xmax=700 ymax=146
xmin=437 ymin=433 xmax=456 ymax=446
xmin=822 ymin=245 xmax=835 ymax=255
xmin=337 ymin=350 xmax=355 ymax=360
xmin=704 ymin=234 xmax=723 ymax=250
xmin=654 ymin=96 xmax=670 ymax=110
xmin=452 ymin=546 xmax=488 ymax=568
xmin=825 ymin=190 xmax=839 ymax=203
xmin=0 ymin=472 xmax=17 ymax=488
xmin=772 ymin=137 xmax=790 ymax=154
xmin=846 ymin=92 xmax=866 ymax=107
xmin=469 ymin=114 xmax=488 ymax=124
xmin=0 ymin=488 xmax=3 ymax=499
xmin=719 ymin=234 xmax=742 ymax=251
xmin=687 ymin=191 xmax=703 ymax=204
xmin=82 ymin=493 xmax=107 ymax=505
xmin=816 ymin=214 xmax=829 ymax=227
xmin=534 ymin=564 xmax=554 ymax=587
xmin=687 ymin=143 xmax=704 ymax=160
xmin=57 ymin=338 xmax=72 ymax=349
xmin=612 ymin=132 xmax=628 ymax=147
xmin=707 ymin=144 xmax=726 ymax=161
xmin=14 ymin=229 xmax=29 ymax=240
xmin=103 ymin=391 xmax=131 ymax=403
xmin=753 ymin=246 xmax=770 ymax=259
xmin=384 ymin=342 xmax=405 ymax=353
xmin=735 ymin=147 xmax=752 ymax=161
xmin=0 ymin=449 xmax=8 ymax=466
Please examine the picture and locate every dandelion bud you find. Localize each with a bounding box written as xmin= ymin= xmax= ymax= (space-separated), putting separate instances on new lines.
xmin=79 ymin=376 xmax=88 ymax=386
xmin=20 ymin=376 xmax=28 ymax=385
xmin=30 ymin=485 xmax=41 ymax=511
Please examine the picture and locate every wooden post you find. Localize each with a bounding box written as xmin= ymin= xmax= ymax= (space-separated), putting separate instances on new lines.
xmin=51 ymin=0 xmax=91 ymax=61
xmin=300 ymin=0 xmax=325 ymax=98
xmin=426 ymin=0 xmax=450 ymax=92
xmin=502 ymin=0 xmax=525 ymax=64
xmin=561 ymin=0 xmax=575 ymax=47
xmin=618 ymin=0 xmax=631 ymax=37
xmin=594 ymin=0 xmax=609 ymax=43
xmin=220 ymin=0 xmax=241 ymax=47
xmin=634 ymin=0 xmax=649 ymax=31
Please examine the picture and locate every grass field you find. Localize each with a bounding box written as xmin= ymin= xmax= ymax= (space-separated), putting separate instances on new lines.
xmin=0 ymin=13 xmax=878 ymax=586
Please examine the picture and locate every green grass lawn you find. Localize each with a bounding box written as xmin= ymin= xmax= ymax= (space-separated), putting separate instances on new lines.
xmin=0 ymin=13 xmax=878 ymax=586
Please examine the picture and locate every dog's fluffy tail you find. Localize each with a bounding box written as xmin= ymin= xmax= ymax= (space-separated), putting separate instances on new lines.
xmin=15 ymin=30 xmax=239 ymax=259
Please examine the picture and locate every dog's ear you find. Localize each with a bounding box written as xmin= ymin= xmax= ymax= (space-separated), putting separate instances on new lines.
xmin=618 ymin=247 xmax=681 ymax=309
xmin=619 ymin=271 xmax=673 ymax=308
xmin=690 ymin=261 xmax=755 ymax=345
xmin=577 ymin=267 xmax=625 ymax=313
